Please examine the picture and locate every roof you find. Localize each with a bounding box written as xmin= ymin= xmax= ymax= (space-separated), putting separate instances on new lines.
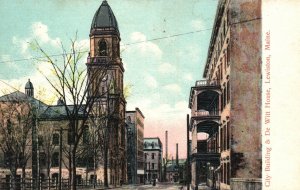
xmin=203 ymin=0 xmax=226 ymax=78
xmin=0 ymin=91 xmax=86 ymax=121
xmin=25 ymin=79 xmax=34 ymax=89
xmin=166 ymin=159 xmax=186 ymax=172
xmin=39 ymin=105 xmax=86 ymax=120
xmin=91 ymin=0 xmax=119 ymax=33
xmin=0 ymin=91 xmax=49 ymax=114
xmin=126 ymin=107 xmax=145 ymax=118
xmin=144 ymin=137 xmax=162 ymax=150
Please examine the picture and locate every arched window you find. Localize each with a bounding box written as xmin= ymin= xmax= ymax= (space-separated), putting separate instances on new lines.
xmin=98 ymin=40 xmax=107 ymax=56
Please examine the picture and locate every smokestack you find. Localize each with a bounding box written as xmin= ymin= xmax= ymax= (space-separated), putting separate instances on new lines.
xmin=165 ymin=131 xmax=168 ymax=160
xmin=176 ymin=143 xmax=179 ymax=166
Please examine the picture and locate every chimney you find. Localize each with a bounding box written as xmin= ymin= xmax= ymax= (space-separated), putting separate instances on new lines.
xmin=165 ymin=131 xmax=168 ymax=160
xmin=176 ymin=143 xmax=179 ymax=166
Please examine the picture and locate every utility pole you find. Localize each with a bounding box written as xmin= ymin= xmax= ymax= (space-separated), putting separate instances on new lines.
xmin=32 ymin=109 xmax=40 ymax=190
xmin=59 ymin=128 xmax=62 ymax=190
xmin=176 ymin=143 xmax=179 ymax=166
xmin=186 ymin=114 xmax=190 ymax=190
xmin=164 ymin=130 xmax=168 ymax=182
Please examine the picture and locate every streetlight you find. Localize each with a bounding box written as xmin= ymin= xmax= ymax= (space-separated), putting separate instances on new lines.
xmin=54 ymin=127 xmax=69 ymax=190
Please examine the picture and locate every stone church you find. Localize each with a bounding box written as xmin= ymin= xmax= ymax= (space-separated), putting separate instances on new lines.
xmin=0 ymin=0 xmax=126 ymax=187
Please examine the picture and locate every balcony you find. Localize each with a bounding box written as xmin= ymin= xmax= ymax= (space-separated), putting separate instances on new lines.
xmin=87 ymin=56 xmax=111 ymax=64
xmin=195 ymin=80 xmax=220 ymax=87
xmin=192 ymin=110 xmax=220 ymax=119
xmin=191 ymin=152 xmax=220 ymax=164
xmin=189 ymin=80 xmax=220 ymax=109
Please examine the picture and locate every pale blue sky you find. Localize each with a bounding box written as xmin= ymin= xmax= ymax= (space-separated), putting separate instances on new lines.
xmin=0 ymin=0 xmax=218 ymax=158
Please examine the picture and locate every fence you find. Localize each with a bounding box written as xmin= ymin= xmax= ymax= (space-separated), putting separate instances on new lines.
xmin=0 ymin=178 xmax=103 ymax=190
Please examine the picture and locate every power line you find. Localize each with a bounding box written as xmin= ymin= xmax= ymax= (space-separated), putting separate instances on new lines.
xmin=0 ymin=28 xmax=213 ymax=64
xmin=0 ymin=17 xmax=262 ymax=65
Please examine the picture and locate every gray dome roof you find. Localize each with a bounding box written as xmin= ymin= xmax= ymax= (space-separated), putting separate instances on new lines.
xmin=25 ymin=79 xmax=34 ymax=89
xmin=91 ymin=0 xmax=119 ymax=32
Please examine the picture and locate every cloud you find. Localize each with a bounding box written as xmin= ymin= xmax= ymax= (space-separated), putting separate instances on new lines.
xmin=158 ymin=62 xmax=176 ymax=74
xmin=129 ymin=32 xmax=162 ymax=58
xmin=163 ymin=83 xmax=181 ymax=93
xmin=74 ymin=39 xmax=89 ymax=51
xmin=191 ymin=19 xmax=205 ymax=30
xmin=12 ymin=22 xmax=62 ymax=59
xmin=31 ymin=22 xmax=61 ymax=47
xmin=183 ymin=73 xmax=194 ymax=81
xmin=145 ymin=74 xmax=158 ymax=88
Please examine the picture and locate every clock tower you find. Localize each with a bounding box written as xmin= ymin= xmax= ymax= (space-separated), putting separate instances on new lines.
xmin=87 ymin=0 xmax=126 ymax=186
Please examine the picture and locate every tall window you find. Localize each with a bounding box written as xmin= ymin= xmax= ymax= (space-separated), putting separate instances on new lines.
xmin=38 ymin=135 xmax=44 ymax=147
xmin=227 ymin=121 xmax=230 ymax=150
xmin=7 ymin=119 xmax=12 ymax=134
xmin=40 ymin=152 xmax=46 ymax=166
xmin=52 ymin=152 xmax=59 ymax=167
xmin=68 ymin=126 xmax=75 ymax=145
xmin=152 ymin=163 xmax=155 ymax=169
xmin=52 ymin=133 xmax=59 ymax=145
xmin=83 ymin=125 xmax=89 ymax=145
xmin=227 ymin=81 xmax=230 ymax=102
xmin=152 ymin=153 xmax=155 ymax=159
xmin=98 ymin=40 xmax=107 ymax=56
xmin=227 ymin=162 xmax=230 ymax=184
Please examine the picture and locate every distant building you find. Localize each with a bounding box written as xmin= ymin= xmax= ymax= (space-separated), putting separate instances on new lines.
xmin=188 ymin=0 xmax=262 ymax=190
xmin=143 ymin=137 xmax=162 ymax=182
xmin=166 ymin=158 xmax=186 ymax=183
xmin=126 ymin=108 xmax=145 ymax=184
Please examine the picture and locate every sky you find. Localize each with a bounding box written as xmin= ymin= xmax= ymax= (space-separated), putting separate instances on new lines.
xmin=0 ymin=0 xmax=218 ymax=159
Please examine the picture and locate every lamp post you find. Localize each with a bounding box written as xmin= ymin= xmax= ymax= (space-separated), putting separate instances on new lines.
xmin=54 ymin=127 xmax=70 ymax=190
xmin=31 ymin=102 xmax=40 ymax=190
xmin=58 ymin=128 xmax=62 ymax=190
xmin=186 ymin=114 xmax=190 ymax=190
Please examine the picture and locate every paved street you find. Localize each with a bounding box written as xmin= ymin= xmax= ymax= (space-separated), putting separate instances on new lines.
xmin=94 ymin=183 xmax=211 ymax=190
xmin=106 ymin=182 xmax=184 ymax=190
xmin=85 ymin=182 xmax=213 ymax=190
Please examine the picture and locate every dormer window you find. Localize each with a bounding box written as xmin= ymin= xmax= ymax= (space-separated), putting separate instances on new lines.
xmin=98 ymin=40 xmax=107 ymax=56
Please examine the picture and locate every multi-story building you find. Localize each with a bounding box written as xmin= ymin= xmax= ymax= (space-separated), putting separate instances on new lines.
xmin=143 ymin=137 xmax=162 ymax=182
xmin=87 ymin=0 xmax=127 ymax=186
xmin=188 ymin=0 xmax=261 ymax=190
xmin=126 ymin=108 xmax=145 ymax=184
xmin=0 ymin=0 xmax=127 ymax=188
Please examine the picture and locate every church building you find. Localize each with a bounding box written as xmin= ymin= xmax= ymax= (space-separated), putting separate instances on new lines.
xmin=0 ymin=0 xmax=126 ymax=188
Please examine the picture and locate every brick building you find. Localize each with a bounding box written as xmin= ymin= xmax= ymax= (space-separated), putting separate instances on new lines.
xmin=0 ymin=0 xmax=127 ymax=188
xmin=188 ymin=0 xmax=262 ymax=190
xmin=126 ymin=108 xmax=145 ymax=184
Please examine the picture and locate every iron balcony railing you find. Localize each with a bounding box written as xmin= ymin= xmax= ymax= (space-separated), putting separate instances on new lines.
xmin=192 ymin=110 xmax=220 ymax=117
xmin=195 ymin=80 xmax=220 ymax=87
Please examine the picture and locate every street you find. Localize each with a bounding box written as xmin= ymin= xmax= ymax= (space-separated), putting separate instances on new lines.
xmin=102 ymin=182 xmax=213 ymax=190
xmin=108 ymin=182 xmax=184 ymax=190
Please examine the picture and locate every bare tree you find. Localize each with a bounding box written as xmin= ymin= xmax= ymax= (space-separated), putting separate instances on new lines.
xmin=31 ymin=36 xmax=109 ymax=190
xmin=0 ymin=93 xmax=33 ymax=190
xmin=86 ymin=73 xmax=121 ymax=188
xmin=38 ymin=122 xmax=57 ymax=189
